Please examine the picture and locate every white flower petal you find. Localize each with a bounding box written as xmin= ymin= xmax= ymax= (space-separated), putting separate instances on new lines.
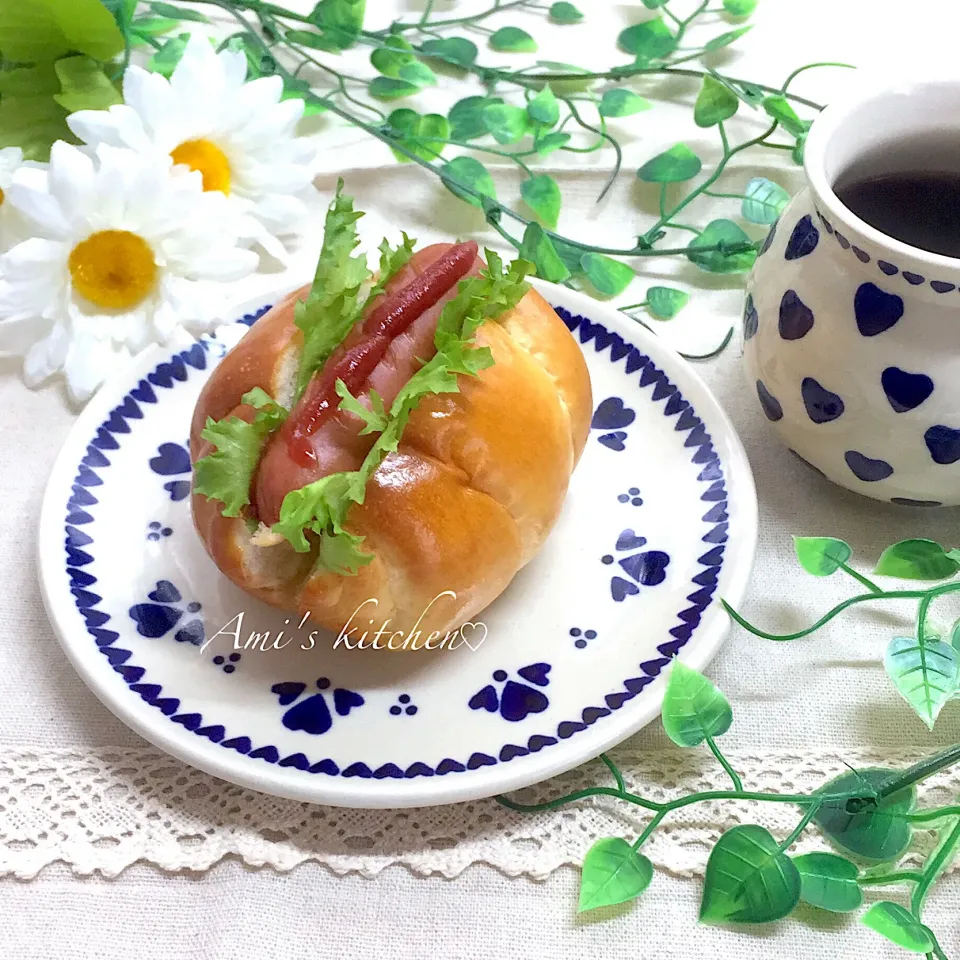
xmin=23 ymin=322 xmax=70 ymax=387
xmin=47 ymin=141 xmax=98 ymax=228
xmin=0 ymin=314 xmax=50 ymax=357
xmin=0 ymin=146 xmax=23 ymax=189
xmin=63 ymin=332 xmax=130 ymax=404
xmin=68 ymin=104 xmax=154 ymax=153
xmin=7 ymin=175 xmax=70 ymax=240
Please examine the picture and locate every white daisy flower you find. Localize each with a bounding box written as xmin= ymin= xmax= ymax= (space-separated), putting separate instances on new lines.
xmin=67 ymin=33 xmax=317 ymax=261
xmin=0 ymin=141 xmax=258 ymax=405
xmin=0 ymin=146 xmax=28 ymax=250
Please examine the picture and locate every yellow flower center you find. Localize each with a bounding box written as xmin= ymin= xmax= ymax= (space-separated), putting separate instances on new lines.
xmin=170 ymin=138 xmax=231 ymax=194
xmin=0 ymin=187 xmax=5 ymax=206
xmin=68 ymin=230 xmax=158 ymax=310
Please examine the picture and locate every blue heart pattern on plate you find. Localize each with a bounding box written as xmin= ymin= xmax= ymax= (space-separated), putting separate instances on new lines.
xmin=602 ymin=528 xmax=671 ymax=601
xmin=149 ymin=441 xmax=192 ymax=501
xmin=129 ymin=579 xmax=205 ymax=645
xmin=469 ymin=664 xmax=551 ymax=722
xmin=591 ymin=396 xmax=636 ymax=451
xmin=272 ymin=677 xmax=366 ymax=735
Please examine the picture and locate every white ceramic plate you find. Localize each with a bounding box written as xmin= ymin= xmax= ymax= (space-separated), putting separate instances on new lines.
xmin=38 ymin=280 xmax=757 ymax=808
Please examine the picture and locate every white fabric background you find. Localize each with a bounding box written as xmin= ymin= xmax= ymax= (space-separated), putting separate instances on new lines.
xmin=3 ymin=0 xmax=960 ymax=957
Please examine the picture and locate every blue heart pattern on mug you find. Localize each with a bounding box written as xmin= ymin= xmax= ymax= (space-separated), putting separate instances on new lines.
xmin=854 ymin=283 xmax=904 ymax=337
xmin=149 ymin=441 xmax=192 ymax=501
xmin=272 ymin=677 xmax=365 ymax=735
xmin=602 ymin=529 xmax=671 ymax=601
xmin=469 ymin=664 xmax=551 ymax=722
xmin=784 ymin=215 xmax=820 ymax=261
xmin=128 ymin=579 xmax=205 ymax=645
xmin=591 ymin=397 xmax=636 ymax=451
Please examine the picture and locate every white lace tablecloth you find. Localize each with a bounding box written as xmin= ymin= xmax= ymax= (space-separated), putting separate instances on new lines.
xmin=4 ymin=1 xmax=960 ymax=957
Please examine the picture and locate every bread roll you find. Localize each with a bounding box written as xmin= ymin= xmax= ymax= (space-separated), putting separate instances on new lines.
xmin=190 ymin=244 xmax=592 ymax=642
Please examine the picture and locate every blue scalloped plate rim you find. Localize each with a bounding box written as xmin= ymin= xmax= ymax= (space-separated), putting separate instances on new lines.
xmin=38 ymin=279 xmax=758 ymax=808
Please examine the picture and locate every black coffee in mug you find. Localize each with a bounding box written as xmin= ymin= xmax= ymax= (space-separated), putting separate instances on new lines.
xmin=835 ymin=155 xmax=960 ymax=260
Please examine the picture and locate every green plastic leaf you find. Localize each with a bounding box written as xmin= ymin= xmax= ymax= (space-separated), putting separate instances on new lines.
xmin=637 ymin=143 xmax=702 ymax=183
xmin=372 ymin=37 xmax=435 ymax=86
xmin=580 ymin=253 xmax=634 ymax=297
xmin=441 ymin=156 xmax=496 ymax=209
xmin=130 ymin=16 xmax=180 ymax=38
xmin=661 ymin=660 xmax=732 ymax=747
xmin=309 ymin=0 xmax=366 ymax=50
xmin=862 ymin=902 xmax=935 ymax=953
xmin=792 ymin=853 xmax=863 ymax=913
xmin=874 ymin=539 xmax=960 ymax=581
xmin=449 ymin=96 xmax=500 ymax=141
xmin=762 ymin=95 xmax=810 ymax=138
xmin=814 ymin=768 xmax=915 ymax=863
xmin=951 ymin=617 xmax=960 ymax=654
xmin=520 ymin=223 xmax=571 ymax=284
xmin=149 ymin=33 xmax=190 ymax=78
xmin=520 ymin=174 xmax=561 ymax=229
xmin=742 ymin=177 xmax=790 ymax=224
xmin=599 ymin=88 xmax=652 ymax=118
xmin=700 ymin=825 xmax=801 ymax=924
xmin=641 ymin=0 xmax=667 ymax=7
xmin=646 ymin=286 xmax=689 ymax=320
xmin=885 ymin=636 xmax=960 ymax=729
xmin=385 ymin=109 xmax=449 ymax=163
xmin=617 ymin=18 xmax=676 ymax=59
xmin=284 ymin=28 xmax=340 ymax=52
xmin=686 ymin=219 xmax=757 ymax=274
xmin=0 ymin=80 xmax=69 ymax=161
xmin=792 ymin=133 xmax=806 ymax=166
xmin=482 ymin=102 xmax=530 ymax=145
xmin=397 ymin=59 xmax=437 ymax=87
xmin=0 ymin=0 xmax=125 ymax=62
xmin=419 ymin=37 xmax=477 ymax=68
xmin=53 ymin=56 xmax=122 ymax=112
xmin=369 ymin=76 xmax=420 ymax=100
xmin=549 ymin=2 xmax=584 ymax=23
xmin=578 ymin=838 xmax=653 ymax=912
xmin=527 ymin=85 xmax=560 ymax=127
xmin=534 ymin=131 xmax=570 ymax=156
xmin=704 ymin=26 xmax=752 ymax=51
xmin=793 ymin=536 xmax=852 ymax=577
xmin=723 ymin=0 xmax=758 ymax=15
xmin=148 ymin=2 xmax=210 ymax=22
xmin=490 ymin=26 xmax=537 ymax=53
xmin=694 ymin=75 xmax=739 ymax=128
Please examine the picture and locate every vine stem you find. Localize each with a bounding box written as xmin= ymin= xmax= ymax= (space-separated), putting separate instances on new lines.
xmin=912 ymin=817 xmax=960 ymax=917
xmin=642 ymin=119 xmax=778 ymax=245
xmin=858 ymin=870 xmax=924 ymax=886
xmin=837 ymin=562 xmax=883 ymax=595
xmin=875 ymin=743 xmax=960 ymax=803
xmin=908 ymin=807 xmax=960 ymax=824
xmin=600 ymin=753 xmax=626 ymax=793
xmin=497 ymin=784 xmax=854 ymax=816
xmin=632 ymin=810 xmax=668 ymax=850
xmin=778 ymin=801 xmax=821 ymax=853
xmin=705 ymin=733 xmax=743 ymax=791
xmin=722 ymin=588 xmax=941 ymax=643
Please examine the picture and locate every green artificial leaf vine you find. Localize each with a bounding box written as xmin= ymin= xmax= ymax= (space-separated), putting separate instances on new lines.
xmin=497 ymin=662 xmax=960 ymax=956
xmin=724 ymin=536 xmax=960 ymax=731
xmin=105 ymin=0 xmax=852 ymax=361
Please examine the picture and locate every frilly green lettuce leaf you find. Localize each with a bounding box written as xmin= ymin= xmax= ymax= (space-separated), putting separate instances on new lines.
xmin=273 ymin=251 xmax=534 ymax=569
xmin=193 ymin=388 xmax=288 ymax=517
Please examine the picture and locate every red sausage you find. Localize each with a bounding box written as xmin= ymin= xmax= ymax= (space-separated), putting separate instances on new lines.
xmin=285 ymin=335 xmax=387 ymax=466
xmin=360 ymin=240 xmax=478 ymax=339
xmin=283 ymin=240 xmax=478 ymax=464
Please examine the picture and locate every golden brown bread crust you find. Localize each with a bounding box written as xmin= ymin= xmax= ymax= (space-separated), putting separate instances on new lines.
xmin=190 ymin=245 xmax=592 ymax=640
